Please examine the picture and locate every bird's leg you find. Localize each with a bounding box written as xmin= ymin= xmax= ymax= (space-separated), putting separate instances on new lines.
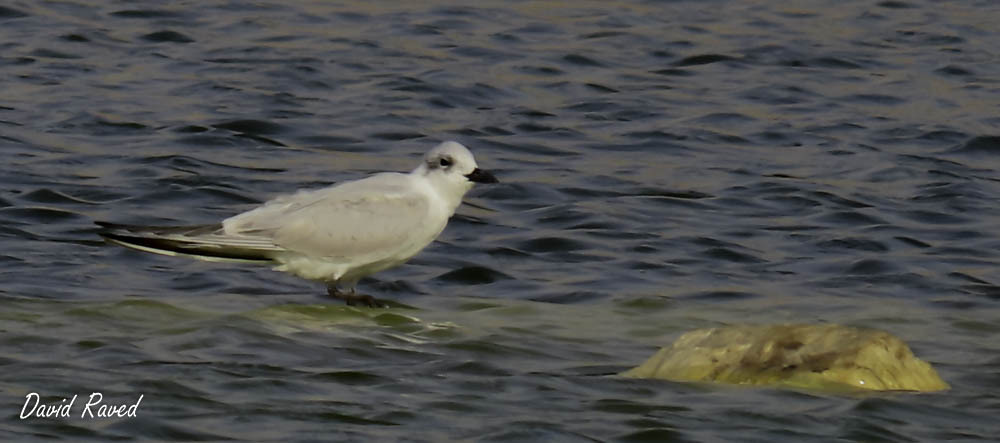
xmin=326 ymin=285 xmax=388 ymax=308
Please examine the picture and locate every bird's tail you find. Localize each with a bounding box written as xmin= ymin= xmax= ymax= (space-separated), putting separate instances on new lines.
xmin=96 ymin=221 xmax=279 ymax=263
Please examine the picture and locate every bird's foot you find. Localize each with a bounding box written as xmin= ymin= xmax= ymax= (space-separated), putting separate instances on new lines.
xmin=326 ymin=287 xmax=389 ymax=308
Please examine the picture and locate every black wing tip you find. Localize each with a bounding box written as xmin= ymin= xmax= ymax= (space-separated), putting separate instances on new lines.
xmin=95 ymin=221 xmax=125 ymax=240
xmin=95 ymin=221 xmax=150 ymax=234
xmin=95 ymin=221 xmax=224 ymax=235
xmin=95 ymin=221 xmax=271 ymax=263
xmin=95 ymin=221 xmax=119 ymax=230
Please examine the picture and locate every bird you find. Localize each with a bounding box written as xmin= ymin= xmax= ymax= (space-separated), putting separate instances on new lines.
xmin=97 ymin=141 xmax=498 ymax=307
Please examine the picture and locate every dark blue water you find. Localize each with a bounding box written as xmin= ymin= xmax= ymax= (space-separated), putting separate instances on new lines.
xmin=3 ymin=0 xmax=1000 ymax=441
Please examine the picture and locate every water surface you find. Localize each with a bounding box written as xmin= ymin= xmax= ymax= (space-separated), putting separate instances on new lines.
xmin=2 ymin=0 xmax=1000 ymax=441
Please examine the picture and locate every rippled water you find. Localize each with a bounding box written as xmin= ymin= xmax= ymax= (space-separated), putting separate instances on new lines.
xmin=3 ymin=0 xmax=1000 ymax=441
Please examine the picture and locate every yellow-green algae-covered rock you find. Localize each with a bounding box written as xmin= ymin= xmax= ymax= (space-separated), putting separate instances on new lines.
xmin=622 ymin=324 xmax=949 ymax=392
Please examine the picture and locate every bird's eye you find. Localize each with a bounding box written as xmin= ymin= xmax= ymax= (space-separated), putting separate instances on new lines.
xmin=438 ymin=157 xmax=452 ymax=167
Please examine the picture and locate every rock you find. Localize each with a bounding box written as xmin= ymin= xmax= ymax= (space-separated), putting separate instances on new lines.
xmin=622 ymin=323 xmax=949 ymax=392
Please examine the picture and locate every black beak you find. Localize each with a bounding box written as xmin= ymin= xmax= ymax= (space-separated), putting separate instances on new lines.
xmin=465 ymin=168 xmax=499 ymax=184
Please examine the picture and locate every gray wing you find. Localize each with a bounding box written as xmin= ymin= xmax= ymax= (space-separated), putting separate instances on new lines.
xmin=222 ymin=173 xmax=435 ymax=261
